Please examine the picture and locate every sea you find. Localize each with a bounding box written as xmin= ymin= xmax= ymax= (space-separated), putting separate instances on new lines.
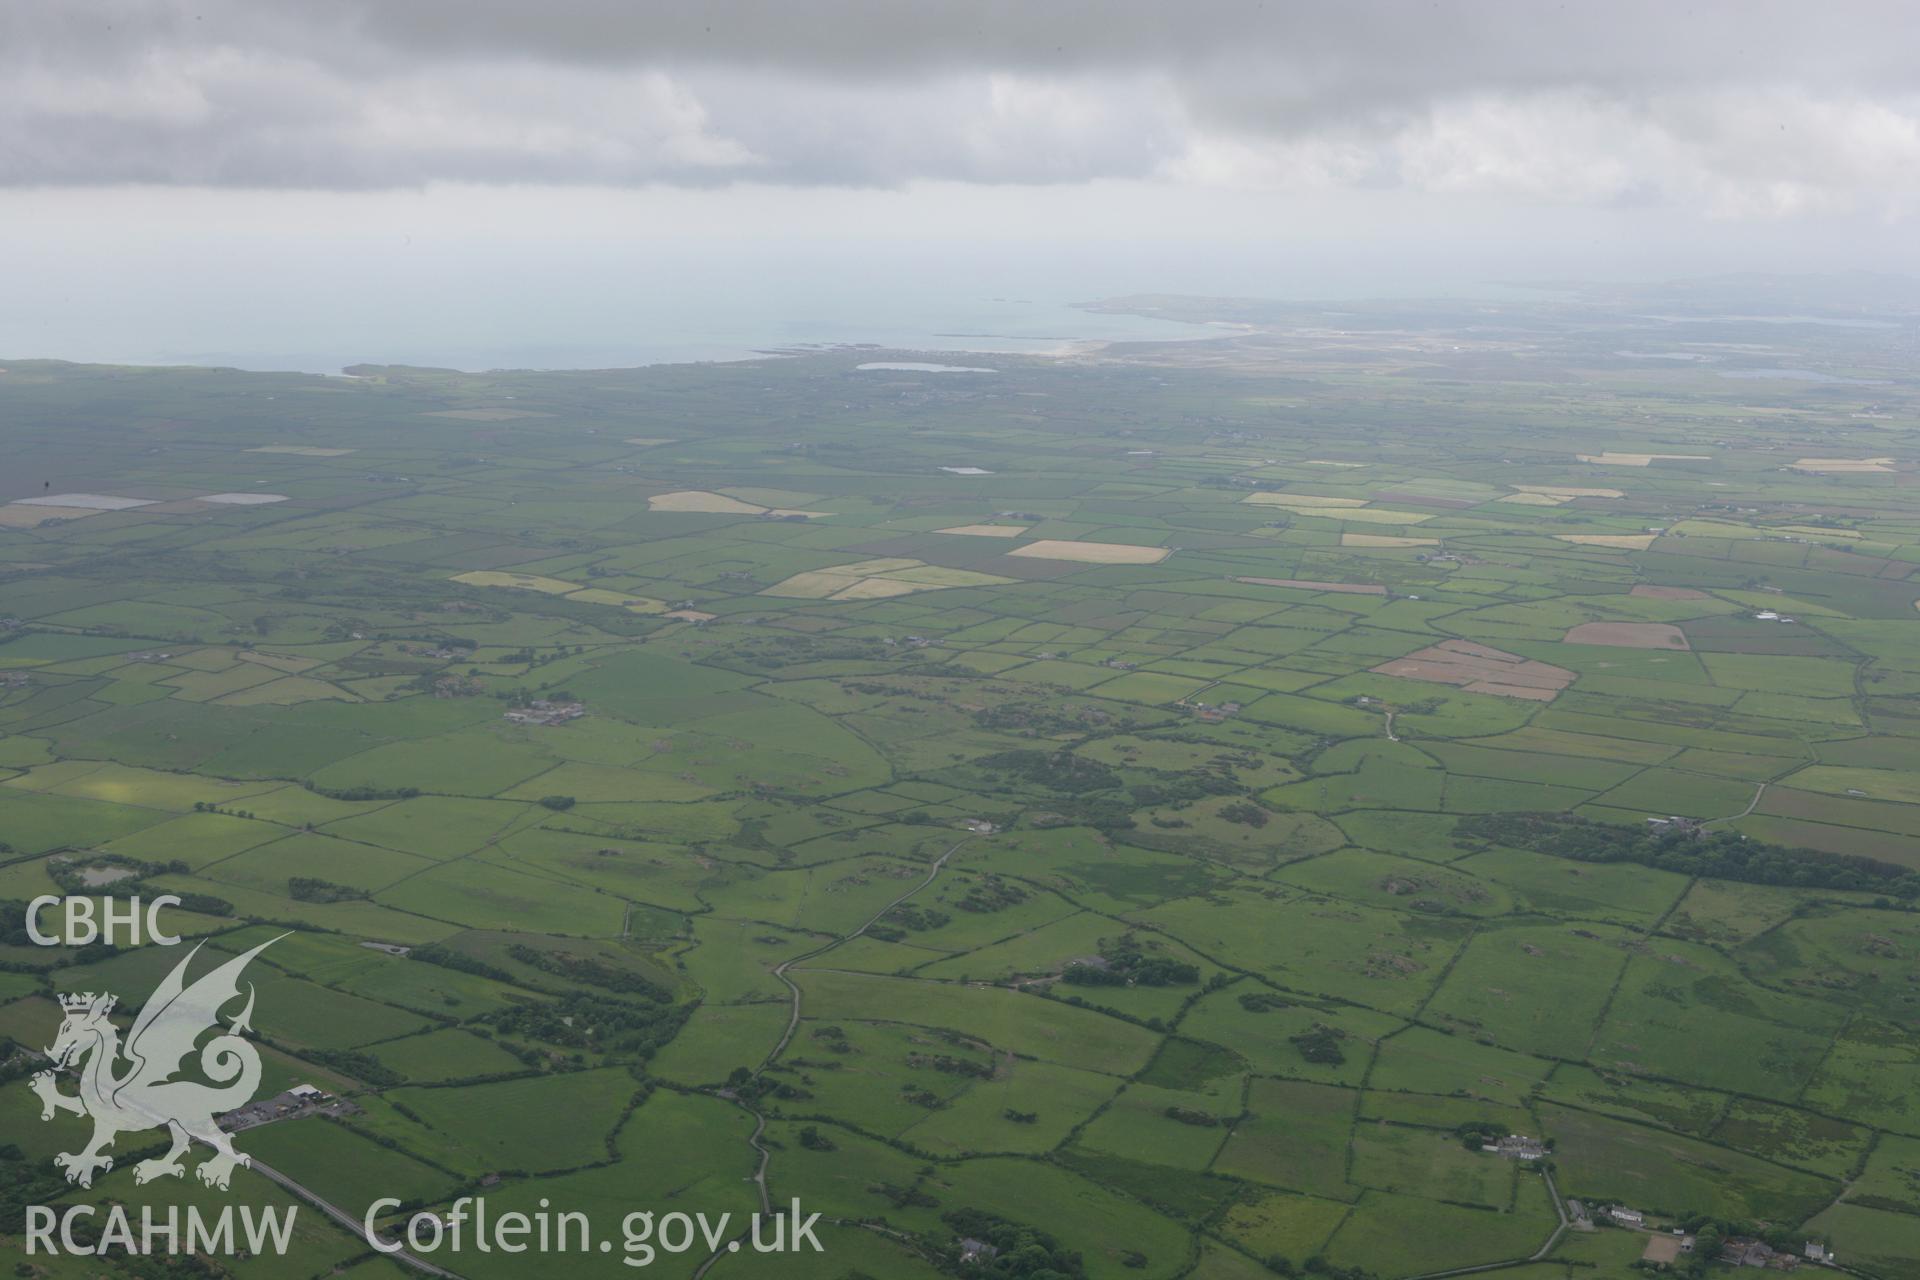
xmin=2 ymin=256 xmax=1218 ymax=376
xmin=0 ymin=239 xmax=1528 ymax=376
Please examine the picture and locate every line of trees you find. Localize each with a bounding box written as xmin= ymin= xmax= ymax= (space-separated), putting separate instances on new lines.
xmin=1456 ymin=812 xmax=1920 ymax=898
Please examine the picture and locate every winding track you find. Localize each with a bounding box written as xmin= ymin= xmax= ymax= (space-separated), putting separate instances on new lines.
xmin=692 ymin=834 xmax=973 ymax=1275
xmin=1707 ymin=779 xmax=1770 ymax=826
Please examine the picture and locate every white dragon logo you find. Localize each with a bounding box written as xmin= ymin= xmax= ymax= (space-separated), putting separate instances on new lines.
xmin=30 ymin=936 xmax=282 ymax=1191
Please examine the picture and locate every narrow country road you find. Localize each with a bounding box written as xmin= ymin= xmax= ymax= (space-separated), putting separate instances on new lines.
xmin=759 ymin=835 xmax=976 ymax=1074
xmin=692 ymin=834 xmax=974 ymax=1276
xmin=34 ymin=1071 xmax=462 ymax=1279
xmin=249 ymin=1156 xmax=462 ymax=1279
xmin=1531 ymin=1168 xmax=1572 ymax=1261
xmin=1707 ymin=780 xmax=1769 ymax=826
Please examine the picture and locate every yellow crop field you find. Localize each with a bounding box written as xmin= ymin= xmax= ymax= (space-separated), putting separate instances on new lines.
xmin=1006 ymin=539 xmax=1170 ymax=564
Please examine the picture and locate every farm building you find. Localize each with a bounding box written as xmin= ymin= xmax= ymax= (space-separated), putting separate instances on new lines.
xmin=504 ymin=699 xmax=587 ymax=726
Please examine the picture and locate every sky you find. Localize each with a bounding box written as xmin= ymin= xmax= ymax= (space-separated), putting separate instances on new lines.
xmin=5 ymin=0 xmax=1919 ymax=369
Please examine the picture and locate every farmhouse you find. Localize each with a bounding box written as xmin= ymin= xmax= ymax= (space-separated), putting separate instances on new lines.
xmin=1609 ymin=1206 xmax=1645 ymax=1227
xmin=1720 ymin=1238 xmax=1796 ymax=1269
xmin=958 ymin=1237 xmax=1000 ymax=1264
xmin=1486 ymin=1134 xmax=1547 ymax=1160
xmin=504 ymin=699 xmax=587 ymax=726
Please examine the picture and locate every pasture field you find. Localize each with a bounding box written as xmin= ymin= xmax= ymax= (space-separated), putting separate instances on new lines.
xmin=1712 ymin=1099 xmax=1874 ymax=1178
xmin=1322 ymin=1184 xmax=1559 ymax=1276
xmin=904 ymin=1057 xmax=1119 ymax=1155
xmin=370 ymin=1026 xmax=532 ymax=1081
xmin=1273 ymin=847 xmax=1516 ymax=916
xmin=240 ymin=1117 xmax=461 ymax=1218
xmin=1589 ymin=941 xmax=1842 ymax=1098
xmin=1540 ymin=1064 xmax=1728 ymax=1135
xmin=4 ymin=291 xmax=1920 ymax=1277
xmin=1075 ymin=1080 xmax=1236 ymax=1168
xmin=380 ymin=1068 xmax=642 ymax=1173
xmin=1803 ymin=1204 xmax=1920 ymax=1280
xmin=1218 ymin=1189 xmax=1353 ymax=1260
xmin=791 ymin=970 xmax=1161 ymax=1074
xmin=646 ymin=1001 xmax=791 ymax=1085
xmin=1540 ymin=1103 xmax=1839 ymax=1223
xmin=1348 ymin=1122 xmax=1515 ymax=1205
xmin=1177 ymin=986 xmax=1401 ymax=1087
xmin=1210 ymin=1078 xmax=1362 ymax=1199
xmin=206 ymin=830 xmax=437 ymax=893
xmin=1422 ymin=923 xmax=1632 ymax=1058
xmin=1453 ymin=846 xmax=1691 ymax=924
xmin=1367 ymin=1027 xmax=1553 ymax=1106
xmin=1356 ymin=1089 xmax=1532 ymax=1135
xmin=1847 ymin=1133 xmax=1920 ymax=1217
xmin=374 ymin=857 xmax=629 ymax=934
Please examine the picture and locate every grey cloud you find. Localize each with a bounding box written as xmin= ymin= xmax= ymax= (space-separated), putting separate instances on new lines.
xmin=4 ymin=0 xmax=1919 ymax=207
xmin=272 ymin=0 xmax=1920 ymax=88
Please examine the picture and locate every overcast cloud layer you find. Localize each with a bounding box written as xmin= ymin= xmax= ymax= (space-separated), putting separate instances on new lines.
xmin=6 ymin=0 xmax=1920 ymax=219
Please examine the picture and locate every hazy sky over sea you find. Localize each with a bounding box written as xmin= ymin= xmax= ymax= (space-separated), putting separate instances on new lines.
xmin=6 ymin=1 xmax=1919 ymax=369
